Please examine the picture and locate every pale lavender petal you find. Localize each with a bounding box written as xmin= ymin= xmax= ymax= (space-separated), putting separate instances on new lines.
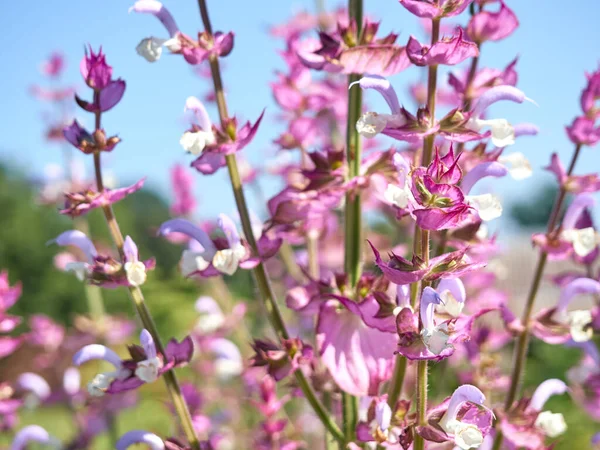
xmin=63 ymin=367 xmax=81 ymax=396
xmin=209 ymin=338 xmax=242 ymax=364
xmin=98 ymin=79 xmax=126 ymax=112
xmin=51 ymin=230 xmax=97 ymax=263
xmin=471 ymin=85 xmax=528 ymax=117
xmin=396 ymin=284 xmax=411 ymax=308
xmin=420 ymin=286 xmax=443 ymax=330
xmin=73 ymin=344 xmax=123 ymax=370
xmin=11 ymin=425 xmax=51 ymax=450
xmin=461 ymin=161 xmax=508 ymax=194
xmin=158 ymin=218 xmax=216 ymax=254
xmin=130 ymin=0 xmax=179 ymax=37
xmin=592 ymin=432 xmax=600 ymax=445
xmin=375 ymin=400 xmax=392 ymax=431
xmin=572 ymin=340 xmax=600 ymax=366
xmin=350 ymin=74 xmax=401 ymax=114
xmin=317 ymin=300 xmax=396 ymax=396
xmin=514 ymin=123 xmax=539 ymax=137
xmin=123 ymin=236 xmax=139 ymax=263
xmin=140 ymin=329 xmax=157 ymax=360
xmin=445 ymin=384 xmax=486 ymax=422
xmin=563 ymin=194 xmax=595 ymax=230
xmin=437 ymin=277 xmax=466 ymax=304
xmin=194 ymin=296 xmax=223 ymax=315
xmin=116 ymin=430 xmax=165 ymax=450
xmin=556 ymin=277 xmax=600 ymax=313
xmin=16 ymin=373 xmax=51 ymax=400
xmin=184 ymin=96 xmax=213 ymax=131
xmin=529 ymin=379 xmax=567 ymax=411
xmin=218 ymin=214 xmax=241 ymax=248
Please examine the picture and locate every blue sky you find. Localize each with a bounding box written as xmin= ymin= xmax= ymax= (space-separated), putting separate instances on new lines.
xmin=1 ymin=0 xmax=599 ymax=227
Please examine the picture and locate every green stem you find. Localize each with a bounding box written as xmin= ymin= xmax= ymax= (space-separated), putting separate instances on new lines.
xmin=491 ymin=144 xmax=582 ymax=450
xmin=344 ymin=73 xmax=364 ymax=288
xmin=414 ymin=361 xmax=428 ymax=450
xmin=341 ymin=0 xmax=363 ymax=439
xmin=412 ymin=18 xmax=439 ymax=450
xmin=196 ymin=1 xmax=344 ymax=444
xmin=387 ymin=354 xmax=408 ymax=408
xmin=342 ymin=392 xmax=359 ymax=443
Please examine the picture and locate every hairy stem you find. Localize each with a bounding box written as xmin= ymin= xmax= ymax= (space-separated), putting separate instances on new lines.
xmin=413 ymin=18 xmax=440 ymax=450
xmin=196 ymin=0 xmax=344 ymax=443
xmin=492 ymin=144 xmax=582 ymax=450
xmin=340 ymin=0 xmax=364 ymax=438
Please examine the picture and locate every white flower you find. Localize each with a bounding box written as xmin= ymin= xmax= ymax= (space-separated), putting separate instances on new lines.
xmin=356 ymin=112 xmax=405 ymax=138
xmin=475 ymin=223 xmax=489 ymax=240
xmin=468 ymin=118 xmax=515 ymax=148
xmin=535 ymin=410 xmax=567 ymax=438
xmin=561 ymin=227 xmax=600 ymax=257
xmin=135 ymin=356 xmax=162 ymax=383
xmin=384 ymin=183 xmax=411 ymax=208
xmin=214 ymin=358 xmax=243 ymax=380
xmin=180 ymin=250 xmax=211 ymax=277
xmin=466 ymin=193 xmax=503 ymax=221
xmin=179 ymin=130 xmax=216 ymax=155
xmin=135 ymin=37 xmax=166 ymax=62
xmin=87 ymin=373 xmax=113 ymax=397
xmin=442 ymin=419 xmax=484 ymax=449
xmin=356 ymin=112 xmax=387 ymax=138
xmin=64 ymin=262 xmax=89 ymax=281
xmin=569 ymin=310 xmax=593 ymax=342
xmin=195 ymin=312 xmax=225 ymax=334
xmin=436 ymin=290 xmax=464 ymax=318
xmin=421 ymin=323 xmax=452 ymax=355
xmin=212 ymin=244 xmax=246 ymax=276
xmin=124 ymin=260 xmax=147 ymax=287
xmin=498 ymin=152 xmax=532 ymax=180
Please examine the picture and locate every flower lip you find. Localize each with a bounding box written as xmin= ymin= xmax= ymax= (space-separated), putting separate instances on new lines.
xmin=116 ymin=429 xmax=165 ymax=450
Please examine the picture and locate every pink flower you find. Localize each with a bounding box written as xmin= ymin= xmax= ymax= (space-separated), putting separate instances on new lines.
xmin=581 ymin=67 xmax=600 ymax=119
xmin=418 ymin=385 xmax=492 ymax=448
xmin=0 ymin=272 xmax=23 ymax=359
xmin=467 ymin=1 xmax=519 ymax=43
xmin=40 ymin=52 xmax=65 ymax=77
xmin=406 ymin=28 xmax=479 ymax=67
xmin=180 ymin=97 xmax=264 ymax=175
xmin=130 ymin=0 xmax=234 ymax=65
xmin=545 ymin=153 xmax=600 ymax=194
xmin=50 ymin=230 xmax=155 ymax=288
xmin=73 ymin=329 xmax=193 ymax=396
xmin=399 ymin=0 xmax=473 ymax=18
xmin=170 ymin=164 xmax=196 ymax=216
xmin=566 ymin=116 xmax=600 ymax=146
xmin=371 ymin=242 xmax=485 ymax=285
xmin=60 ymin=179 xmax=145 ymax=217
xmin=394 ymin=287 xmax=494 ymax=361
xmin=297 ymin=19 xmax=410 ymax=76
xmin=317 ymin=297 xmax=397 ymax=396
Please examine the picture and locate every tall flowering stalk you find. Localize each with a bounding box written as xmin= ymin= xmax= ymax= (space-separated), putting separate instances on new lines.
xmin=62 ymin=47 xmax=201 ymax=449
xmin=193 ymin=0 xmax=346 ymax=444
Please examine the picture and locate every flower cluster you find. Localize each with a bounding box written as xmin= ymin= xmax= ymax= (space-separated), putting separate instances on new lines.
xmin=7 ymin=0 xmax=600 ymax=449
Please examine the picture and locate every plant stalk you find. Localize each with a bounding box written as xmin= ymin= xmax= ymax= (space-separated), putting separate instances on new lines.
xmin=341 ymin=0 xmax=364 ymax=439
xmin=91 ymin=100 xmax=200 ymax=449
xmin=412 ymin=18 xmax=440 ymax=450
xmin=196 ymin=0 xmax=344 ymax=444
xmin=492 ymin=144 xmax=582 ymax=450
